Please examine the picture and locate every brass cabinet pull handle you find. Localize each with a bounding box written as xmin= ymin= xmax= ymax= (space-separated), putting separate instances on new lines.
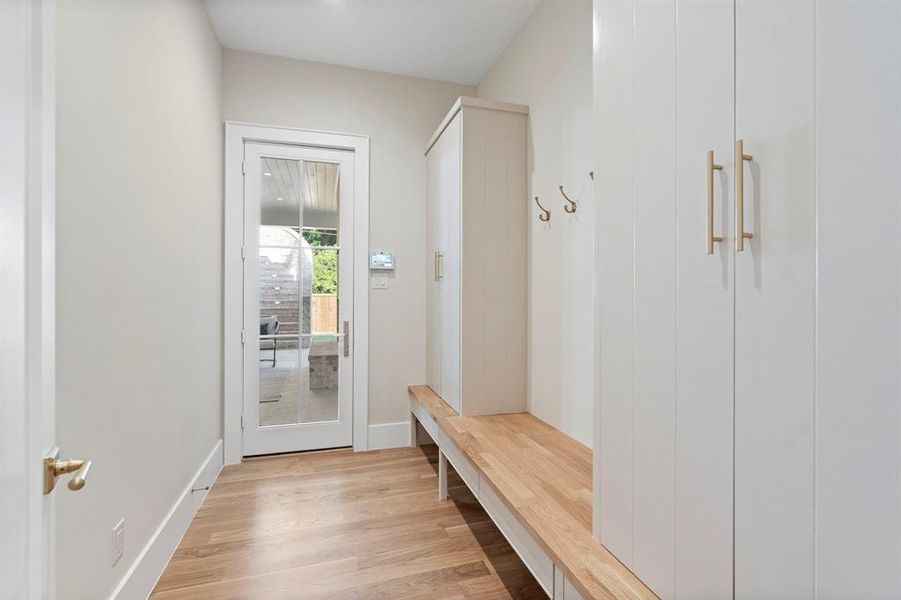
xmin=434 ymin=251 xmax=439 ymax=282
xmin=435 ymin=252 xmax=443 ymax=281
xmin=707 ymin=150 xmax=724 ymax=255
xmin=735 ymin=139 xmax=754 ymax=251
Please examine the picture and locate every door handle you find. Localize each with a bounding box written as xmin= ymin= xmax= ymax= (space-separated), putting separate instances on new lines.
xmin=435 ymin=252 xmax=443 ymax=281
xmin=343 ymin=320 xmax=349 ymax=357
xmin=735 ymin=139 xmax=754 ymax=251
xmin=707 ymin=150 xmax=724 ymax=255
xmin=43 ymin=447 xmax=92 ymax=494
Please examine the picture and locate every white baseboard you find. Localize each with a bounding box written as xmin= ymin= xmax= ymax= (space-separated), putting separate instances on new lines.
xmin=108 ymin=439 xmax=223 ymax=600
xmin=368 ymin=421 xmax=411 ymax=450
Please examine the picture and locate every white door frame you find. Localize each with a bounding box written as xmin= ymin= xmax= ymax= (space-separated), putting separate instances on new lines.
xmin=0 ymin=0 xmax=56 ymax=598
xmin=224 ymin=122 xmax=370 ymax=464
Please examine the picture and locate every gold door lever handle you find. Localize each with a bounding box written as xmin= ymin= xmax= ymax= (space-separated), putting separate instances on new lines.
xmin=43 ymin=447 xmax=92 ymax=494
xmin=66 ymin=460 xmax=92 ymax=491
xmin=735 ymin=139 xmax=754 ymax=251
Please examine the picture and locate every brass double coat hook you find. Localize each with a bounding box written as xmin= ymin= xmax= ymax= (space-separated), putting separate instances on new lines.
xmin=537 ymin=171 xmax=594 ymax=222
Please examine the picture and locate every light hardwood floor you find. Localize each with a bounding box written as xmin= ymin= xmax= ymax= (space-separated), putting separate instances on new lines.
xmin=150 ymin=445 xmax=545 ymax=599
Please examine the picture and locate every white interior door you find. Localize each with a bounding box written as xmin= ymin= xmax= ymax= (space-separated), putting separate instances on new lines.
xmin=242 ymin=142 xmax=355 ymax=456
xmin=0 ymin=1 xmax=56 ymax=597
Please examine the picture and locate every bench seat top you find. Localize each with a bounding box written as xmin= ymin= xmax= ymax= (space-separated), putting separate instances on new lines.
xmin=408 ymin=385 xmax=656 ymax=600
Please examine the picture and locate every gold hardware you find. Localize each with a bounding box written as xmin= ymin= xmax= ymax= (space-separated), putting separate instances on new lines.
xmin=535 ymin=196 xmax=551 ymax=222
xmin=707 ymin=150 xmax=724 ymax=255
xmin=434 ymin=251 xmax=440 ymax=282
xmin=43 ymin=446 xmax=92 ymax=494
xmin=436 ymin=252 xmax=443 ymax=281
xmin=559 ymin=186 xmax=577 ymax=213
xmin=343 ymin=320 xmax=349 ymax=357
xmin=735 ymin=139 xmax=754 ymax=251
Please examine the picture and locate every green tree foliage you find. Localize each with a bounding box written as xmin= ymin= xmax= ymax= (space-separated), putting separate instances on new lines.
xmin=312 ymin=250 xmax=337 ymax=294
xmin=302 ymin=228 xmax=337 ymax=247
xmin=303 ymin=228 xmax=339 ymax=294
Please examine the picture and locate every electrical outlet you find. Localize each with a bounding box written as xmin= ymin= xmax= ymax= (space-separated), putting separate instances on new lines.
xmin=372 ymin=275 xmax=388 ymax=289
xmin=111 ymin=519 xmax=125 ymax=566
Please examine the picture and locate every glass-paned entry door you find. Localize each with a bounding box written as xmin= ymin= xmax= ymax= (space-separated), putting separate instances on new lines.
xmin=243 ymin=143 xmax=354 ymax=455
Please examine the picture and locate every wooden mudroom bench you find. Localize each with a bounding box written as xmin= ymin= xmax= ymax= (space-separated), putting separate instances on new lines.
xmin=408 ymin=385 xmax=656 ymax=600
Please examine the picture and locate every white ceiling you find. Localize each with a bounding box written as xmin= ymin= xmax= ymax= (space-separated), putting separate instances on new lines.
xmin=203 ymin=0 xmax=540 ymax=85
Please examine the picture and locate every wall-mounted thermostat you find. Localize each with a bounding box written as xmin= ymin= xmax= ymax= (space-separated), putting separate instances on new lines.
xmin=370 ymin=251 xmax=395 ymax=271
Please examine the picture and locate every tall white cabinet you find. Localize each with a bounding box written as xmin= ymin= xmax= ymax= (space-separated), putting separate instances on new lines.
xmin=425 ymin=97 xmax=528 ymax=416
xmin=593 ymin=1 xmax=901 ymax=599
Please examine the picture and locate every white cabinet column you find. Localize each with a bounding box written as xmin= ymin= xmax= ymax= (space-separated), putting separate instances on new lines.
xmin=424 ymin=97 xmax=527 ymax=417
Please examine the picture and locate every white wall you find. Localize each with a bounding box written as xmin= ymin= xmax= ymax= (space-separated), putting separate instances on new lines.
xmin=223 ymin=50 xmax=474 ymax=426
xmin=477 ymin=0 xmax=594 ymax=446
xmin=55 ymin=2 xmax=223 ymax=598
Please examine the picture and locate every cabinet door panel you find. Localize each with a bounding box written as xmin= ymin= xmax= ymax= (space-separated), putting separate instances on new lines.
xmin=439 ymin=115 xmax=462 ymax=413
xmin=595 ymin=0 xmax=636 ymax=564
xmin=734 ymin=2 xmax=816 ymax=598
xmin=426 ymin=114 xmax=462 ymax=413
xmin=815 ymin=2 xmax=901 ymax=597
xmin=674 ymin=1 xmax=734 ymax=598
xmin=631 ymin=2 xmax=677 ymax=598
xmin=426 ymin=137 xmax=443 ymax=396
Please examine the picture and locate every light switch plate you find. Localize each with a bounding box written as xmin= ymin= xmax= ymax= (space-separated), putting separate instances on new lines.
xmin=111 ymin=519 xmax=125 ymax=566
xmin=372 ymin=275 xmax=388 ymax=289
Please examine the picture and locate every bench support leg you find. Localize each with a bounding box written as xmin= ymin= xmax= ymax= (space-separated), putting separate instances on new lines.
xmin=438 ymin=449 xmax=448 ymax=500
xmin=410 ymin=414 xmax=418 ymax=448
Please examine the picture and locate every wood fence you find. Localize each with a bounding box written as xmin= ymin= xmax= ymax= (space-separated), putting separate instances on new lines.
xmin=311 ymin=293 xmax=338 ymax=333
